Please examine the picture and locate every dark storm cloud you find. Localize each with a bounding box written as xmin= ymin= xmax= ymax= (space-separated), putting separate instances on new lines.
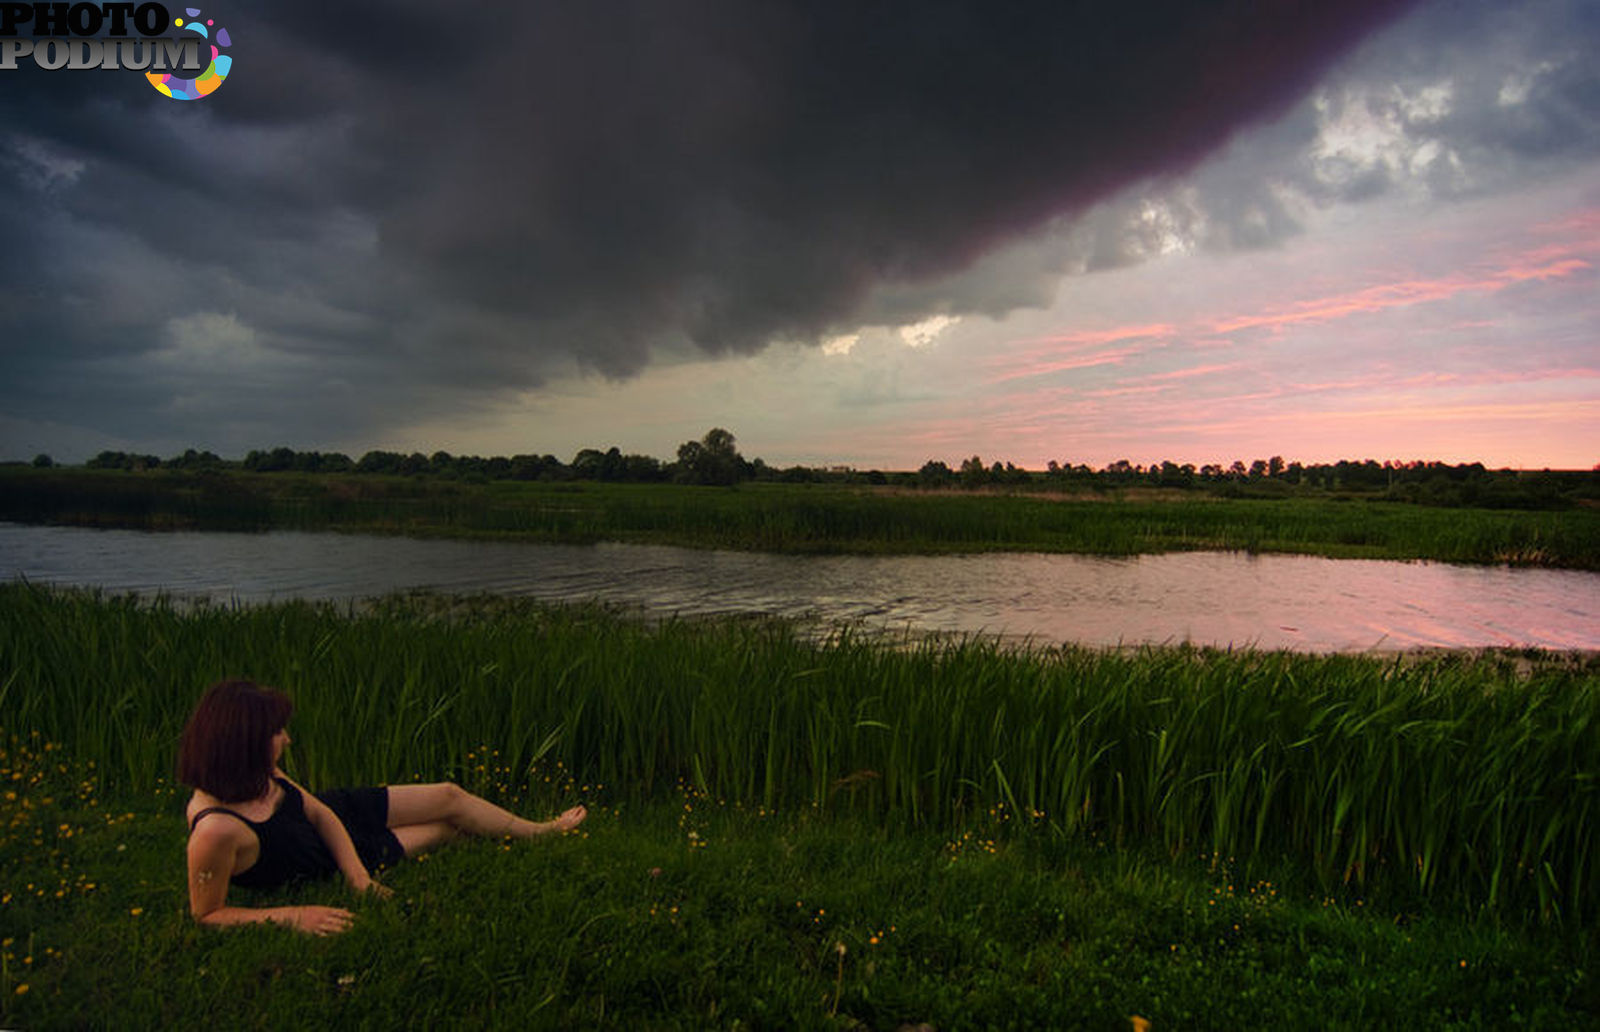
xmin=3 ymin=0 xmax=1438 ymax=451
xmin=362 ymin=1 xmax=1424 ymax=358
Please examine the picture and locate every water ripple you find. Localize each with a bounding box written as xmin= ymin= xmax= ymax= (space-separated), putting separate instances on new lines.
xmin=2 ymin=523 xmax=1597 ymax=652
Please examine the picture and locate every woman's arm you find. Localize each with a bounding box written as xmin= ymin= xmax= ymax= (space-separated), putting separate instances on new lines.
xmin=186 ymin=818 xmax=355 ymax=934
xmin=277 ymin=770 xmax=388 ymax=896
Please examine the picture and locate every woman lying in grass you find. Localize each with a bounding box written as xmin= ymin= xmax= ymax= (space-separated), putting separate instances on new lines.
xmin=179 ymin=679 xmax=586 ymax=935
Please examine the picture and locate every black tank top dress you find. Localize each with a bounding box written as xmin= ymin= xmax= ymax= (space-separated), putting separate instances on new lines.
xmin=189 ymin=777 xmax=405 ymax=890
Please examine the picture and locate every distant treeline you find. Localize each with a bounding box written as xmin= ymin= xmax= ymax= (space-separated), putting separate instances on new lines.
xmin=919 ymin=456 xmax=1599 ymax=510
xmin=15 ymin=429 xmax=1599 ymax=510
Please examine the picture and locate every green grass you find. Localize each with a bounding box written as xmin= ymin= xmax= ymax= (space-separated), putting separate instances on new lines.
xmin=2 ymin=748 xmax=1594 ymax=1030
xmin=4 ymin=583 xmax=1598 ymax=924
xmin=4 ymin=468 xmax=1597 ymax=568
xmin=4 ymin=584 xmax=1599 ymax=1026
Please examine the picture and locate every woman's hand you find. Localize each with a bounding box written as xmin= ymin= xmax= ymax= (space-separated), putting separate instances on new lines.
xmin=345 ymin=873 xmax=394 ymax=899
xmin=289 ymin=905 xmax=356 ymax=936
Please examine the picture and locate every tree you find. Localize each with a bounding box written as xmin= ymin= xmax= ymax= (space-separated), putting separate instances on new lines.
xmin=1156 ymin=460 xmax=1193 ymax=488
xmin=998 ymin=461 xmax=1029 ymax=485
xmin=356 ymin=450 xmax=404 ymax=474
xmin=168 ymin=448 xmax=225 ymax=471
xmin=244 ymin=447 xmax=296 ymax=473
xmin=1104 ymin=459 xmax=1134 ymax=479
xmin=571 ymin=448 xmax=606 ymax=480
xmin=86 ymin=450 xmax=126 ymax=470
xmin=918 ymin=460 xmax=953 ymax=487
xmin=619 ymin=453 xmax=663 ymax=481
xmin=676 ymin=428 xmax=744 ymax=485
xmin=31 ymin=453 xmax=52 ymax=468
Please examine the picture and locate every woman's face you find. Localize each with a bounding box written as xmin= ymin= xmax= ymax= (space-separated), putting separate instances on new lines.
xmin=271 ymin=727 xmax=291 ymax=765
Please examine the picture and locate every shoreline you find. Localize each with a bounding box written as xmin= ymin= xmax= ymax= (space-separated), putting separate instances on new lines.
xmin=9 ymin=578 xmax=1600 ymax=669
xmin=2 ymin=470 xmax=1596 ymax=571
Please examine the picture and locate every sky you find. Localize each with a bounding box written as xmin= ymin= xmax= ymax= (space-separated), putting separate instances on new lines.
xmin=1 ymin=0 xmax=1596 ymax=470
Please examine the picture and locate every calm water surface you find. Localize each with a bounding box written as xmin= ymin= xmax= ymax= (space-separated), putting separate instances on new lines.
xmin=3 ymin=522 xmax=1597 ymax=652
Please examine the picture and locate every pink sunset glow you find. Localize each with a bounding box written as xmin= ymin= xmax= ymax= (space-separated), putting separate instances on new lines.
xmin=825 ymin=193 xmax=1599 ymax=472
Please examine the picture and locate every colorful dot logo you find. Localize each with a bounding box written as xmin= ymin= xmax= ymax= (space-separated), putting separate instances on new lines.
xmin=147 ymin=7 xmax=231 ymax=100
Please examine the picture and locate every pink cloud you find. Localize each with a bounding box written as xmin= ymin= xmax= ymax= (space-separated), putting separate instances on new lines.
xmin=981 ymin=321 xmax=1181 ymax=384
xmin=1293 ymin=398 xmax=1600 ymax=430
xmin=1209 ymin=257 xmax=1592 ymax=334
xmin=1081 ymin=384 xmax=1173 ymax=399
xmin=1529 ymin=208 xmax=1600 ymax=238
xmin=1007 ymin=323 xmax=1177 ymax=348
xmin=984 ymin=346 xmax=1141 ymax=384
xmin=1143 ymin=362 xmax=1241 ymax=382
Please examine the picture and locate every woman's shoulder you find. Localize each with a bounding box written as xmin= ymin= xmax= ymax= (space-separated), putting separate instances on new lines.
xmin=185 ymin=801 xmax=254 ymax=850
xmin=184 ymin=797 xmax=254 ymax=880
xmin=185 ymin=788 xmax=222 ymax=821
xmin=186 ymin=779 xmax=285 ymax=830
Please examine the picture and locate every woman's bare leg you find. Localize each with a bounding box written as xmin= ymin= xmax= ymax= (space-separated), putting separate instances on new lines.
xmin=385 ymin=783 xmax=585 ymax=852
xmin=391 ymin=820 xmax=459 ymax=857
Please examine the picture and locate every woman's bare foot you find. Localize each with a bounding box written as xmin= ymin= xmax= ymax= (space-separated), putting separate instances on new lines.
xmin=537 ymin=805 xmax=587 ymax=835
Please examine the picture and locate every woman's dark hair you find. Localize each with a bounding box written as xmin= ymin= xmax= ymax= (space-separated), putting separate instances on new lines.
xmin=177 ymin=680 xmax=292 ymax=802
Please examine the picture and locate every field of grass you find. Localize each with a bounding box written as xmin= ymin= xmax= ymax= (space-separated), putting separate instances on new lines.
xmin=4 ymin=585 xmax=1598 ymax=1025
xmin=3 ymin=583 xmax=1599 ymax=1026
xmin=5 ymin=583 xmax=1597 ymax=919
xmin=3 ymin=467 xmax=1597 ymax=568
xmin=5 ymin=753 xmax=1594 ymax=1029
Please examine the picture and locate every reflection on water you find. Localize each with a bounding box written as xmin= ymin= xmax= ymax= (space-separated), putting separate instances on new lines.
xmin=2 ymin=523 xmax=1597 ymax=652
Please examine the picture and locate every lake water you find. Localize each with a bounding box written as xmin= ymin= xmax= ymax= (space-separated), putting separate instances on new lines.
xmin=2 ymin=522 xmax=1597 ymax=652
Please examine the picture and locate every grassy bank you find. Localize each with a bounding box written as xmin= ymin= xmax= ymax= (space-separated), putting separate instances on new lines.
xmin=3 ymin=468 xmax=1597 ymax=568
xmin=4 ymin=757 xmax=1593 ymax=1029
xmin=4 ymin=585 xmax=1599 ymax=1026
xmin=4 ymin=583 xmax=1598 ymax=921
